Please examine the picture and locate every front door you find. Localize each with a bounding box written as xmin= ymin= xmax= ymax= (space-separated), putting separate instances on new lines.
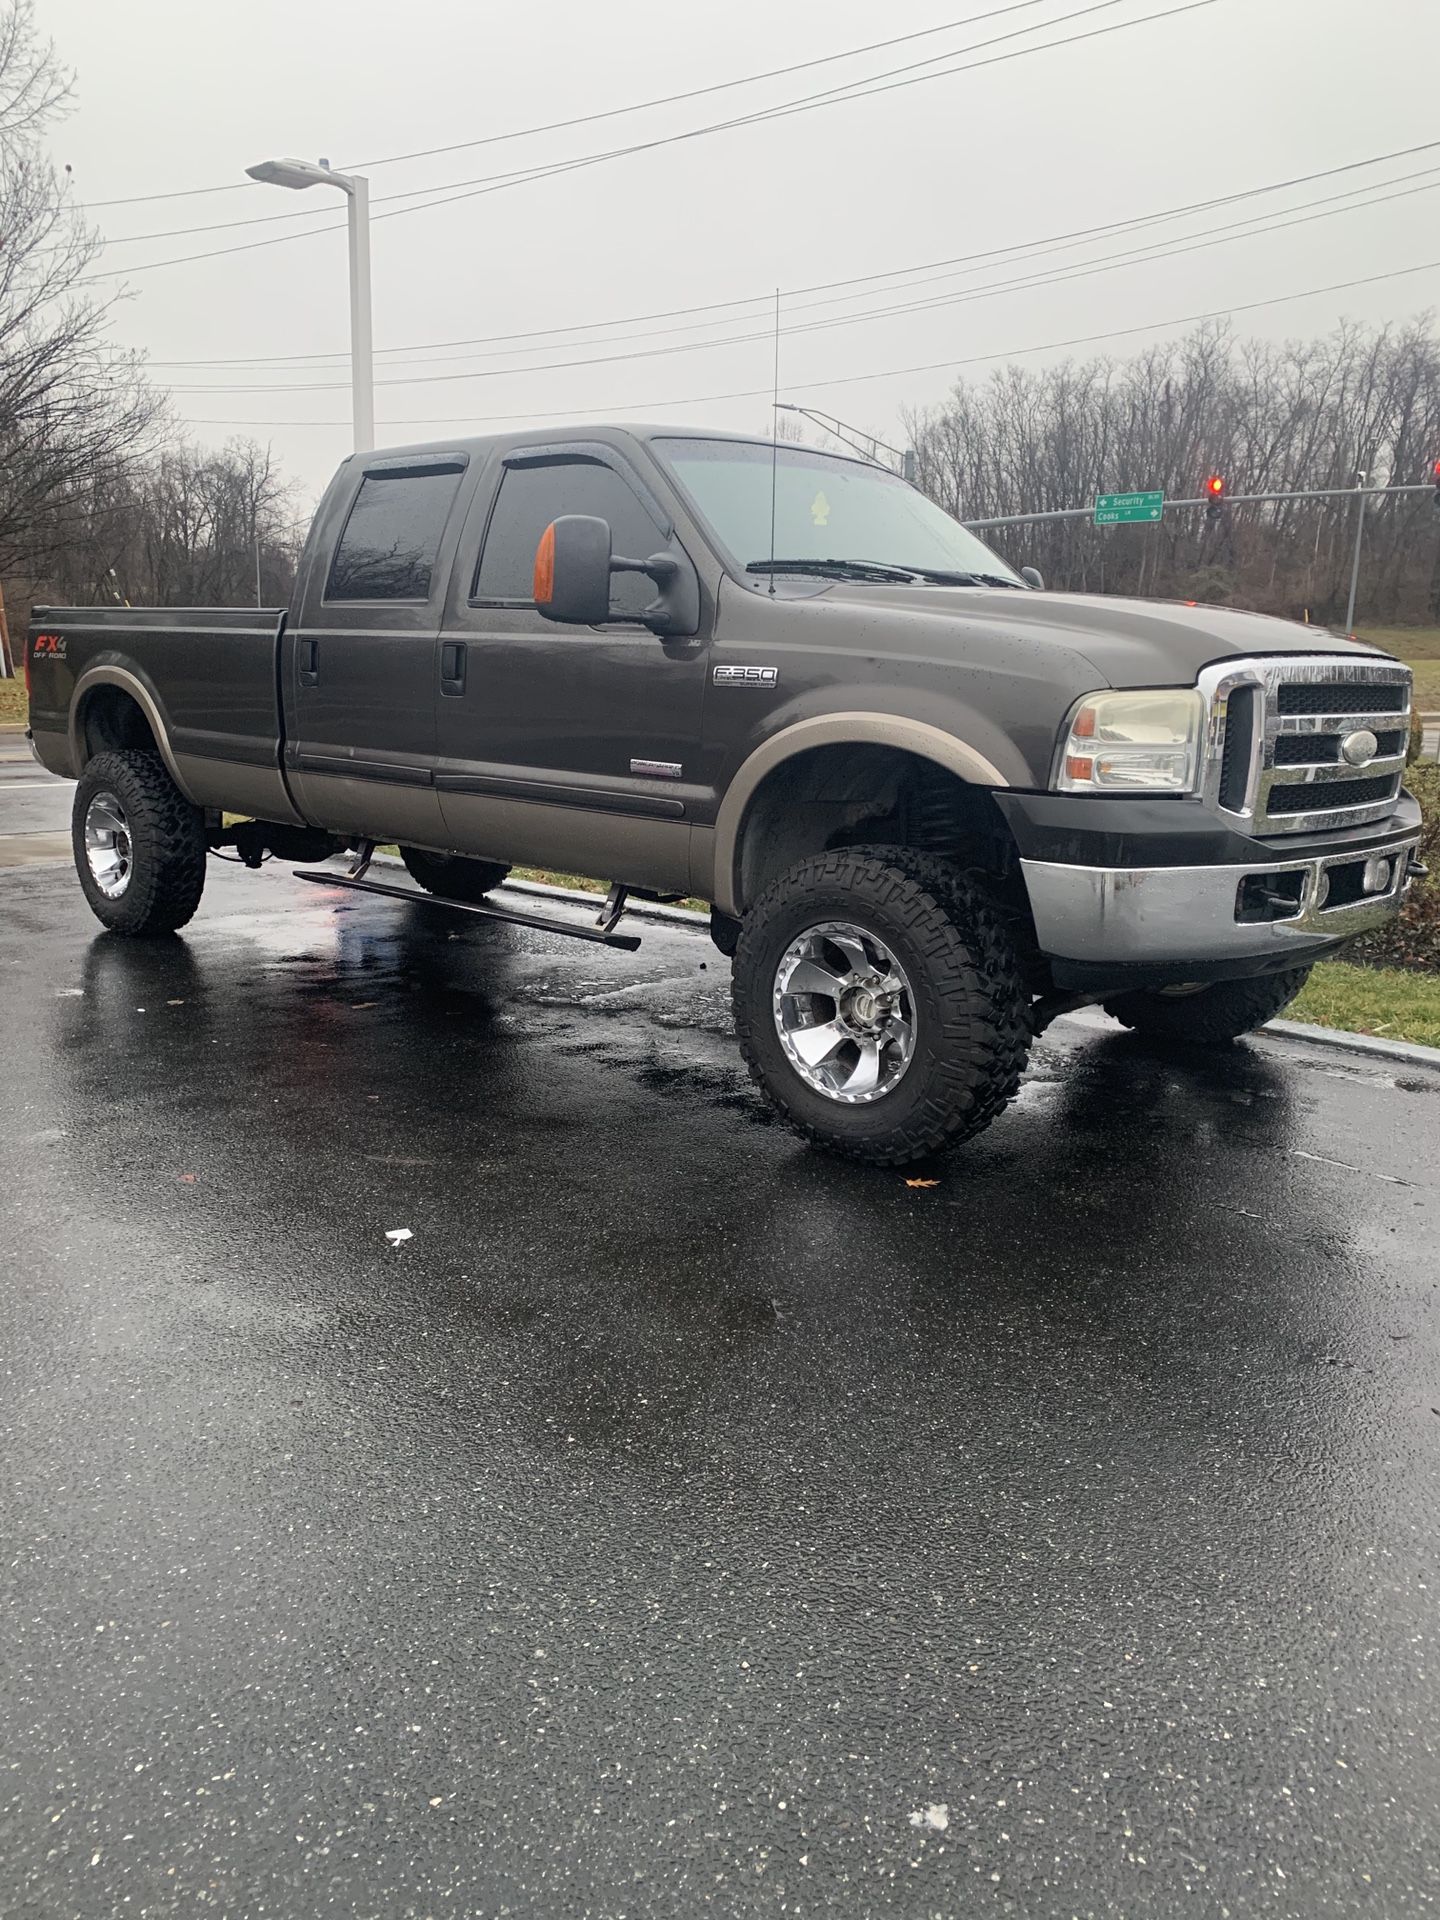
xmin=286 ymin=454 xmax=470 ymax=846
xmin=434 ymin=448 xmax=710 ymax=894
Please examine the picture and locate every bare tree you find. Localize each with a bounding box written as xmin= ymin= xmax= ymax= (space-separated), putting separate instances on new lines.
xmin=906 ymin=318 xmax=1440 ymax=624
xmin=0 ymin=1 xmax=162 ymax=618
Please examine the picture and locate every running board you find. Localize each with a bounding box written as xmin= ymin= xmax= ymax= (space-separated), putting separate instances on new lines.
xmin=292 ymin=869 xmax=643 ymax=950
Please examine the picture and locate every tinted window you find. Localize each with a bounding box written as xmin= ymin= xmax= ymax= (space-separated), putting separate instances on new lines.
xmin=328 ymin=464 xmax=465 ymax=601
xmin=475 ymin=460 xmax=664 ymax=619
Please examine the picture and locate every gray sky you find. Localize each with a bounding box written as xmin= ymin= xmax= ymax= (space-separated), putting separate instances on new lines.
xmin=44 ymin=0 xmax=1440 ymax=503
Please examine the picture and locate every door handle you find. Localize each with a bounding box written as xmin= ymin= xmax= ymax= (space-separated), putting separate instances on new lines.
xmin=299 ymin=637 xmax=319 ymax=687
xmin=440 ymin=639 xmax=467 ymax=697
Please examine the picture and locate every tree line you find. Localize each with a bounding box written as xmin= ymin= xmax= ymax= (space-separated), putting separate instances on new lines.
xmin=0 ymin=2 xmax=305 ymax=666
xmin=907 ymin=318 xmax=1440 ymax=625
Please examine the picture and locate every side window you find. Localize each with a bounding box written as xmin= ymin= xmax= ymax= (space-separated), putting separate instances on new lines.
xmin=328 ymin=464 xmax=465 ymax=602
xmin=474 ymin=460 xmax=664 ymax=619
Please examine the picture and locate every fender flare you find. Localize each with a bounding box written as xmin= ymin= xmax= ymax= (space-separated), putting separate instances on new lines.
xmin=710 ymin=712 xmax=1009 ymax=918
xmin=69 ymin=665 xmax=194 ymax=801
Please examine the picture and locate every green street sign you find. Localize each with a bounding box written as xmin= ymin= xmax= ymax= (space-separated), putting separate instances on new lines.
xmin=1094 ymin=489 xmax=1164 ymax=526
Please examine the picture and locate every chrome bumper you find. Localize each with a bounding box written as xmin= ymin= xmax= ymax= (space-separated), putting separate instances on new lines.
xmin=1020 ymin=831 xmax=1420 ymax=965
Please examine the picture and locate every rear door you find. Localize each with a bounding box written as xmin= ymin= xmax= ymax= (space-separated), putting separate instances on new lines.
xmin=433 ymin=445 xmax=710 ymax=893
xmin=286 ymin=453 xmax=470 ymax=844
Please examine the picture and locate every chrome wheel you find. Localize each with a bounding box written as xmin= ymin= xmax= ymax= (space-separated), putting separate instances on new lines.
xmin=772 ymin=921 xmax=917 ymax=1103
xmin=84 ymin=791 xmax=133 ymax=898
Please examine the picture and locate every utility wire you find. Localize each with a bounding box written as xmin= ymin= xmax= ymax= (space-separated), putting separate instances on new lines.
xmin=132 ymin=136 xmax=1440 ymax=370
xmin=78 ymin=0 xmax=1214 ymax=281
xmin=157 ymin=174 xmax=1440 ymax=393
xmin=176 ymin=254 xmax=1440 ymax=432
xmin=79 ymin=1 xmax=1061 ymax=210
xmin=93 ymin=0 xmax=1136 ymax=248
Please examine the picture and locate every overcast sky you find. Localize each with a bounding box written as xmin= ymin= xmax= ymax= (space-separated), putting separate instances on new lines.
xmin=41 ymin=0 xmax=1440 ymax=504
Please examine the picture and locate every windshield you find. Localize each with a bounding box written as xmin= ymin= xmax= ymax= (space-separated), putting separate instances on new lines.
xmin=655 ymin=437 xmax=1022 ymax=585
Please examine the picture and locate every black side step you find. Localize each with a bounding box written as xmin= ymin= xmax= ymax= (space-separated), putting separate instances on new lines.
xmin=292 ymin=869 xmax=642 ymax=950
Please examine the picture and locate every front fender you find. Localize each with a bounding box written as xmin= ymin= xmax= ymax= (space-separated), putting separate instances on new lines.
xmin=708 ymin=710 xmax=1012 ymax=918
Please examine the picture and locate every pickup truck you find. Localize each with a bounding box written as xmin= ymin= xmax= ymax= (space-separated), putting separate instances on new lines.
xmin=26 ymin=424 xmax=1423 ymax=1164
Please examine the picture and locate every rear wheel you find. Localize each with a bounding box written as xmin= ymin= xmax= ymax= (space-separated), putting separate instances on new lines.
xmin=399 ymin=846 xmax=510 ymax=903
xmin=731 ymin=846 xmax=1032 ymax=1165
xmin=72 ymin=750 xmax=206 ymax=936
xmin=1102 ymin=967 xmax=1312 ymax=1044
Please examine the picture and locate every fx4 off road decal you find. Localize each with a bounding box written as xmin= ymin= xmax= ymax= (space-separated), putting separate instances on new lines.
xmin=713 ymin=665 xmax=778 ymax=688
xmin=31 ymin=633 xmax=67 ymax=659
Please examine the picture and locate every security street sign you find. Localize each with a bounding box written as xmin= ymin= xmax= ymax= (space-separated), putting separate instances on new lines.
xmin=1094 ymin=490 xmax=1164 ymax=526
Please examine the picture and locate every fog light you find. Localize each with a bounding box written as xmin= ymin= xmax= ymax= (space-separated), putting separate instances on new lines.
xmin=1362 ymin=856 xmax=1392 ymax=894
xmin=1314 ymin=870 xmax=1331 ymax=908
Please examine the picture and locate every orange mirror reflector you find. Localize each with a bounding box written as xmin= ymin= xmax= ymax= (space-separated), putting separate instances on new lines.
xmin=533 ymin=522 xmax=556 ymax=604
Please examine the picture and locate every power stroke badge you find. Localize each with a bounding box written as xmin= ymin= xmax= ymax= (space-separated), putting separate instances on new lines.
xmin=713 ymin=665 xmax=778 ymax=687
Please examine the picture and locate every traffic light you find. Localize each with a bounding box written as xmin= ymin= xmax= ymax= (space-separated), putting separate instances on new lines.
xmin=1432 ymin=457 xmax=1440 ymax=510
xmin=1204 ymin=473 xmax=1226 ymax=523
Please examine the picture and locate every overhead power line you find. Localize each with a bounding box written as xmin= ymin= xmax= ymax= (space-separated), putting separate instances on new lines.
xmin=78 ymin=0 xmax=1216 ymax=282
xmin=154 ymin=173 xmax=1440 ymax=394
xmin=96 ymin=0 xmax=1121 ymax=248
xmin=78 ymin=0 xmax=1059 ymax=210
xmin=132 ymin=136 xmax=1440 ymax=372
xmin=177 ymin=254 xmax=1440 ymax=432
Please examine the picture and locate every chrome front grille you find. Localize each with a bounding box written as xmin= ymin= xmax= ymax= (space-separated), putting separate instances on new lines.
xmin=1199 ymin=654 xmax=1411 ymax=835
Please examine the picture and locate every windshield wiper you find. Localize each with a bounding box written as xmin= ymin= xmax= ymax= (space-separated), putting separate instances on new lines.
xmin=746 ymin=558 xmax=1025 ymax=588
xmin=745 ymin=557 xmax=920 ymax=583
xmin=897 ymin=566 xmax=1026 ymax=588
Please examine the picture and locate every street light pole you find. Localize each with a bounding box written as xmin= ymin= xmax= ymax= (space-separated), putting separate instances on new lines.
xmin=245 ymin=156 xmax=374 ymax=453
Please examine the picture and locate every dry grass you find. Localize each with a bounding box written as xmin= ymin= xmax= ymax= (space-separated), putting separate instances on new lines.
xmin=1355 ymin=626 xmax=1440 ymax=709
xmin=0 ymin=678 xmax=27 ymax=726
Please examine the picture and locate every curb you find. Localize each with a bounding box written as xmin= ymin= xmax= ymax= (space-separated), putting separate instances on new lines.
xmin=1260 ymin=1017 xmax=1440 ymax=1069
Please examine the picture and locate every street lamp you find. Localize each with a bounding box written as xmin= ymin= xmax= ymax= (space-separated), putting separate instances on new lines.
xmin=245 ymin=156 xmax=374 ymax=452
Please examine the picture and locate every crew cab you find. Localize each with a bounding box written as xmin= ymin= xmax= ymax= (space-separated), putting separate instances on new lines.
xmin=26 ymin=425 xmax=1423 ymax=1163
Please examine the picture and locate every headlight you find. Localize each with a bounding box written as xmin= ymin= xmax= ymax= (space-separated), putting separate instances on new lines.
xmin=1053 ymin=688 xmax=1204 ymax=794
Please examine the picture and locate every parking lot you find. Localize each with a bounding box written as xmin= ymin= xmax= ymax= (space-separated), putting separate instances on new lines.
xmin=3 ymin=747 xmax=1439 ymax=1917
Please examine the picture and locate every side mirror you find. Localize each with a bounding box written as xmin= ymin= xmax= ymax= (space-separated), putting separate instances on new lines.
xmin=533 ymin=514 xmax=612 ymax=625
xmin=1020 ymin=565 xmax=1045 ymax=591
xmin=533 ymin=515 xmax=701 ymax=638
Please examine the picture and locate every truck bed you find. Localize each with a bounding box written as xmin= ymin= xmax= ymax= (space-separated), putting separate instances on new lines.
xmin=27 ymin=604 xmax=294 ymax=821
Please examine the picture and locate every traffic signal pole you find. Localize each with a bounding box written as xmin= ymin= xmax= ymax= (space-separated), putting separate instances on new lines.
xmin=962 ymin=480 xmax=1433 ymax=531
xmin=1344 ymin=470 xmax=1369 ymax=634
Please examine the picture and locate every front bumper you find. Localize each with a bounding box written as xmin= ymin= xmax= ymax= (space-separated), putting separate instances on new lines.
xmin=1021 ymin=829 xmax=1419 ymax=969
xmin=994 ymin=789 xmax=1423 ymax=988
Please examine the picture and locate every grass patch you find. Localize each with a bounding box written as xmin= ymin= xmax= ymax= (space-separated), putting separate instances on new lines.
xmin=1289 ymin=960 xmax=1440 ymax=1049
xmin=512 ymin=866 xmax=707 ymax=915
xmin=0 ymin=678 xmax=27 ymax=726
xmin=1354 ymin=625 xmax=1440 ymax=709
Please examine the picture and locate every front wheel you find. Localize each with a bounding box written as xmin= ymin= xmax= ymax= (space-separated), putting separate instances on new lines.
xmin=731 ymin=847 xmax=1032 ymax=1166
xmin=72 ymin=750 xmax=206 ymax=936
xmin=1102 ymin=967 xmax=1312 ymax=1044
xmin=399 ymin=846 xmax=510 ymax=903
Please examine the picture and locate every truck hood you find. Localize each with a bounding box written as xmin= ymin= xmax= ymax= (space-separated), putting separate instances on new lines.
xmin=817 ymin=583 xmax=1393 ymax=688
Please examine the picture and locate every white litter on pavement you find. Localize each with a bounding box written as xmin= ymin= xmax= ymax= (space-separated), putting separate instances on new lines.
xmin=909 ymin=1804 xmax=949 ymax=1832
xmin=384 ymin=1228 xmax=413 ymax=1248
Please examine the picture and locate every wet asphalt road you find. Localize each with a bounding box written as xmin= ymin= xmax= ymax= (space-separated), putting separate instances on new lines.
xmin=2 ymin=778 xmax=1440 ymax=1918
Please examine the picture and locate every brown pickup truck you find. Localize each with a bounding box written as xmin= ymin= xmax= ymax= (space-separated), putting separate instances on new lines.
xmin=26 ymin=424 xmax=1422 ymax=1163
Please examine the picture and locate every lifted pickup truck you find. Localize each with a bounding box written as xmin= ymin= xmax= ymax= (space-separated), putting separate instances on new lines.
xmin=27 ymin=425 xmax=1423 ymax=1163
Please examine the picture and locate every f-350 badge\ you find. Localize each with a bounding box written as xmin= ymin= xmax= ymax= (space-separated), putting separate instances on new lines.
xmin=713 ymin=665 xmax=778 ymax=687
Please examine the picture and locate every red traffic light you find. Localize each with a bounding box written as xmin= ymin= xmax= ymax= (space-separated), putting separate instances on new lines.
xmin=1206 ymin=474 xmax=1226 ymax=498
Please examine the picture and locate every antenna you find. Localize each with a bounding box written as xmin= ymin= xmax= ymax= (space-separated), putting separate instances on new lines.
xmin=767 ymin=287 xmax=780 ymax=597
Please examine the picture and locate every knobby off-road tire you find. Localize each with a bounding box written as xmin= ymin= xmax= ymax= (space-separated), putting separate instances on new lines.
xmin=731 ymin=846 xmax=1032 ymax=1165
xmin=1102 ymin=966 xmax=1312 ymax=1044
xmin=399 ymin=846 xmax=510 ymax=903
xmin=72 ymin=750 xmax=206 ymax=937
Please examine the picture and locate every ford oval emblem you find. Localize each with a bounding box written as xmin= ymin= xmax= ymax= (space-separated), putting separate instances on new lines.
xmin=1340 ymin=728 xmax=1379 ymax=767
